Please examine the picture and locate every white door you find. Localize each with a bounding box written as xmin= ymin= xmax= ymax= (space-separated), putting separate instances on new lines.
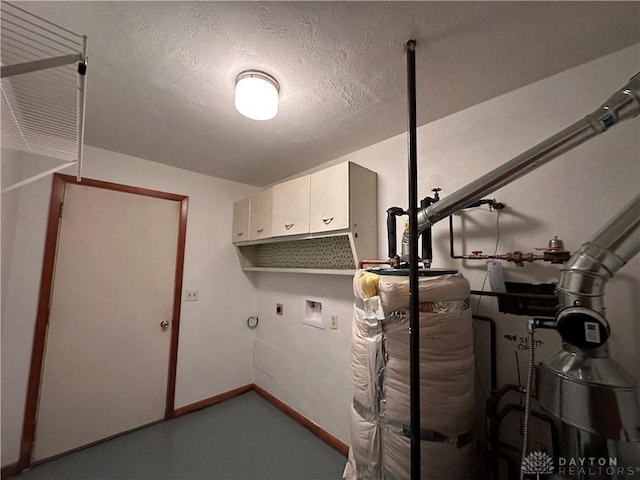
xmin=33 ymin=183 xmax=180 ymax=461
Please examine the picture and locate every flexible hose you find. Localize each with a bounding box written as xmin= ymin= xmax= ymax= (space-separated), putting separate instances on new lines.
xmin=519 ymin=322 xmax=535 ymax=480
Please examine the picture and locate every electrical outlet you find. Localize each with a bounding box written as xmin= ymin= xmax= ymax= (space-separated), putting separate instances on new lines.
xmin=276 ymin=303 xmax=283 ymax=315
xmin=185 ymin=290 xmax=199 ymax=302
xmin=330 ymin=315 xmax=338 ymax=330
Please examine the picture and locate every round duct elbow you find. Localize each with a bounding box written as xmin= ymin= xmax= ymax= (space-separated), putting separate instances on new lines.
xmin=556 ymin=306 xmax=610 ymax=349
xmin=555 ymin=242 xmax=621 ymax=313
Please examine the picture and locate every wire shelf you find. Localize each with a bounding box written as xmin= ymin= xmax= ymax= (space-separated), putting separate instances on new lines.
xmin=1 ymin=1 xmax=87 ymax=190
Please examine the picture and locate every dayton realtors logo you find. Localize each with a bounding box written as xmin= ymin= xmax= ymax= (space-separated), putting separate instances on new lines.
xmin=521 ymin=451 xmax=554 ymax=479
xmin=557 ymin=457 xmax=640 ymax=477
xmin=522 ymin=453 xmax=640 ymax=478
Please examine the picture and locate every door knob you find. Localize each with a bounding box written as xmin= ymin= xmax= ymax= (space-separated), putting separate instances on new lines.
xmin=160 ymin=320 xmax=169 ymax=330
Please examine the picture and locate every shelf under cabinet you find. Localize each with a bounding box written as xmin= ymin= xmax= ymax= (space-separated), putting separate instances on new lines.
xmin=235 ymin=233 xmax=361 ymax=273
xmin=241 ymin=267 xmax=356 ymax=276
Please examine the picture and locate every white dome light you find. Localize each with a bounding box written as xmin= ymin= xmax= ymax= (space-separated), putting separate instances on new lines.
xmin=234 ymin=71 xmax=279 ymax=121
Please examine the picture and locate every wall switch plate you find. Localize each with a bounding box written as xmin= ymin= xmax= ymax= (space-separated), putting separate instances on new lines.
xmin=330 ymin=315 xmax=338 ymax=330
xmin=276 ymin=303 xmax=284 ymax=315
xmin=185 ymin=290 xmax=199 ymax=301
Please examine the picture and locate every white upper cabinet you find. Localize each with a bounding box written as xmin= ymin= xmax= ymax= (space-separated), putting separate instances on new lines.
xmin=272 ymin=175 xmax=310 ymax=237
xmin=310 ymin=162 xmax=377 ymax=234
xmin=310 ymin=162 xmax=350 ymax=233
xmin=232 ymin=197 xmax=250 ymax=242
xmin=249 ymin=188 xmax=272 ymax=241
xmin=232 ymin=162 xmax=377 ymax=273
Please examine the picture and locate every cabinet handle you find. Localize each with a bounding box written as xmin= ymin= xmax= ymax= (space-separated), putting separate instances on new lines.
xmin=285 ymin=223 xmax=294 ymax=230
xmin=322 ymin=217 xmax=334 ymax=225
xmin=257 ymin=228 xmax=264 ymax=234
xmin=237 ymin=232 xmax=244 ymax=237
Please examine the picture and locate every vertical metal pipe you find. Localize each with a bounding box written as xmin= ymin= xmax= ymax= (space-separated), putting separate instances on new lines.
xmin=405 ymin=38 xmax=421 ymax=480
xmin=473 ymin=315 xmax=497 ymax=392
xmin=420 ymin=198 xmax=427 ymax=261
xmin=76 ymin=35 xmax=88 ymax=182
xmin=420 ymin=197 xmax=433 ymax=266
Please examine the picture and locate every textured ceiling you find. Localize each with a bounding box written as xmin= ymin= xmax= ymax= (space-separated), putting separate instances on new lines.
xmin=9 ymin=1 xmax=640 ymax=186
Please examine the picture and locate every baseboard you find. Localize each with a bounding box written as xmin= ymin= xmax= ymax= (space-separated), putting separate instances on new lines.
xmin=173 ymin=383 xmax=253 ymax=418
xmin=1 ymin=462 xmax=20 ymax=479
xmin=252 ymin=384 xmax=349 ymax=457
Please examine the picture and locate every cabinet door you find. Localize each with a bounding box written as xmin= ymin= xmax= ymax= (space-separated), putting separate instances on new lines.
xmin=272 ymin=175 xmax=310 ymax=236
xmin=249 ymin=188 xmax=272 ymax=241
xmin=232 ymin=197 xmax=250 ymax=243
xmin=310 ymin=162 xmax=350 ymax=233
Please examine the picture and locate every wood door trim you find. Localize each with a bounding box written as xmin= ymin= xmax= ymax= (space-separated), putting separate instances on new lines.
xmin=1 ymin=461 xmax=20 ymax=479
xmin=19 ymin=174 xmax=188 ymax=472
xmin=165 ymin=196 xmax=188 ymax=418
xmin=55 ymin=174 xmax=187 ymax=202
xmin=18 ymin=174 xmax=66 ymax=471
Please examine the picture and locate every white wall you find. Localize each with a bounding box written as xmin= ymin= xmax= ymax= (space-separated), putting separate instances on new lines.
xmin=254 ymin=273 xmax=355 ymax=441
xmin=253 ymin=44 xmax=640 ymax=445
xmin=1 ymin=146 xmax=259 ymax=466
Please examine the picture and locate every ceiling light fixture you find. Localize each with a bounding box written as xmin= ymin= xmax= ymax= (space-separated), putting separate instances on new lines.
xmin=234 ymin=70 xmax=279 ymax=121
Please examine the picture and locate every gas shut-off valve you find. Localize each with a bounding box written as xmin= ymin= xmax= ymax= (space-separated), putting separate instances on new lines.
xmin=462 ymin=236 xmax=570 ymax=267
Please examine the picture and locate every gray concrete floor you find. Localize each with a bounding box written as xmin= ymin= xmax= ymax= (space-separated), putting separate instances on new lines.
xmin=16 ymin=391 xmax=347 ymax=480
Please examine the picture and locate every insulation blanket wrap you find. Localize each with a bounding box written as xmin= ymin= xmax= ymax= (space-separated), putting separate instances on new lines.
xmin=345 ymin=271 xmax=474 ymax=480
